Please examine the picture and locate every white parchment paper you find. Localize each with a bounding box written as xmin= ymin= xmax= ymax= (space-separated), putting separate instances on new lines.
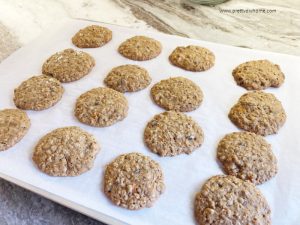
xmin=0 ymin=19 xmax=300 ymax=225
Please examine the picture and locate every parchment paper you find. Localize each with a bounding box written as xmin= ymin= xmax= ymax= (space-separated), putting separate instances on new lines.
xmin=0 ymin=19 xmax=299 ymax=225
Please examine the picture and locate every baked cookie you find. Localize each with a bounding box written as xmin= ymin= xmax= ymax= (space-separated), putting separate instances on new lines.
xmin=14 ymin=75 xmax=64 ymax=110
xmin=0 ymin=109 xmax=30 ymax=151
xmin=42 ymin=48 xmax=95 ymax=83
xmin=104 ymin=152 xmax=165 ymax=210
xmin=169 ymin=45 xmax=215 ymax=72
xmin=194 ymin=175 xmax=271 ymax=225
xmin=151 ymin=77 xmax=203 ymax=112
xmin=232 ymin=60 xmax=285 ymax=90
xmin=229 ymin=91 xmax=286 ymax=136
xmin=104 ymin=64 xmax=151 ymax=92
xmin=33 ymin=126 xmax=99 ymax=176
xmin=75 ymin=87 xmax=128 ymax=127
xmin=217 ymin=132 xmax=277 ymax=184
xmin=144 ymin=111 xmax=204 ymax=156
xmin=118 ymin=36 xmax=162 ymax=61
xmin=72 ymin=25 xmax=112 ymax=48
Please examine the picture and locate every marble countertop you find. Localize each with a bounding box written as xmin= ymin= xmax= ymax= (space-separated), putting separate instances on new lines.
xmin=0 ymin=0 xmax=299 ymax=224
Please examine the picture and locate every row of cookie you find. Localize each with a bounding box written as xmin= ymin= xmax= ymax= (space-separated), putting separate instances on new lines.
xmin=194 ymin=94 xmax=286 ymax=225
xmin=12 ymin=71 xmax=201 ymax=123
xmin=72 ymin=25 xmax=285 ymax=91
xmin=204 ymin=75 xmax=286 ymax=225
xmin=71 ymin=25 xmax=215 ymax=71
xmin=190 ymin=90 xmax=285 ymax=225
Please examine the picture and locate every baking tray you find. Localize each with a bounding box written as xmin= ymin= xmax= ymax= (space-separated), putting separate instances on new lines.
xmin=0 ymin=19 xmax=300 ymax=225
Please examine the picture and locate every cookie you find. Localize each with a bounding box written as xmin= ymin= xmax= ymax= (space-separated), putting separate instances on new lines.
xmin=217 ymin=132 xmax=277 ymax=184
xmin=72 ymin=25 xmax=112 ymax=48
xmin=104 ymin=64 xmax=151 ymax=92
xmin=0 ymin=109 xmax=30 ymax=151
xmin=104 ymin=152 xmax=165 ymax=210
xmin=169 ymin=45 xmax=215 ymax=72
xmin=75 ymin=87 xmax=128 ymax=127
xmin=144 ymin=111 xmax=204 ymax=156
xmin=228 ymin=91 xmax=286 ymax=136
xmin=13 ymin=75 xmax=64 ymax=110
xmin=232 ymin=60 xmax=285 ymax=90
xmin=151 ymin=77 xmax=203 ymax=112
xmin=42 ymin=48 xmax=95 ymax=83
xmin=32 ymin=126 xmax=99 ymax=176
xmin=194 ymin=175 xmax=271 ymax=225
xmin=118 ymin=36 xmax=162 ymax=61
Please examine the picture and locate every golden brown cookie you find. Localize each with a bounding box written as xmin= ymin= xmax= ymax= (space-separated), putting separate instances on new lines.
xmin=75 ymin=87 xmax=128 ymax=127
xmin=0 ymin=109 xmax=30 ymax=151
xmin=232 ymin=60 xmax=285 ymax=90
xmin=72 ymin=25 xmax=112 ymax=48
xmin=42 ymin=48 xmax=95 ymax=83
xmin=169 ymin=45 xmax=215 ymax=72
xmin=33 ymin=126 xmax=99 ymax=176
xmin=151 ymin=77 xmax=203 ymax=112
xmin=144 ymin=111 xmax=204 ymax=156
xmin=104 ymin=64 xmax=151 ymax=92
xmin=104 ymin=152 xmax=165 ymax=210
xmin=228 ymin=91 xmax=286 ymax=136
xmin=194 ymin=175 xmax=271 ymax=225
xmin=13 ymin=75 xmax=64 ymax=110
xmin=118 ymin=36 xmax=162 ymax=61
xmin=217 ymin=132 xmax=277 ymax=184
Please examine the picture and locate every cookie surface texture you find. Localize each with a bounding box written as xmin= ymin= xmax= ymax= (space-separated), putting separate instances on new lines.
xmin=118 ymin=36 xmax=162 ymax=61
xmin=42 ymin=48 xmax=95 ymax=83
xmin=72 ymin=25 xmax=112 ymax=48
xmin=104 ymin=152 xmax=165 ymax=210
xmin=169 ymin=45 xmax=215 ymax=71
xmin=32 ymin=126 xmax=99 ymax=176
xmin=0 ymin=109 xmax=30 ymax=151
xmin=229 ymin=91 xmax=286 ymax=136
xmin=217 ymin=132 xmax=277 ymax=184
xmin=104 ymin=64 xmax=151 ymax=92
xmin=151 ymin=76 xmax=203 ymax=112
xmin=14 ymin=75 xmax=64 ymax=110
xmin=232 ymin=60 xmax=285 ymax=90
xmin=144 ymin=111 xmax=204 ymax=156
xmin=75 ymin=87 xmax=128 ymax=127
xmin=194 ymin=175 xmax=271 ymax=225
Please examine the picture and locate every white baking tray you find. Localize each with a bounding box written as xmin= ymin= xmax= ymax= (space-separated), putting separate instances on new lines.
xmin=0 ymin=19 xmax=300 ymax=225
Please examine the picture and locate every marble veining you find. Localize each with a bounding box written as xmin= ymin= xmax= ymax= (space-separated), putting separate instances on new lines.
xmin=0 ymin=0 xmax=299 ymax=61
xmin=0 ymin=22 xmax=20 ymax=61
xmin=114 ymin=0 xmax=300 ymax=55
xmin=0 ymin=0 xmax=299 ymax=225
